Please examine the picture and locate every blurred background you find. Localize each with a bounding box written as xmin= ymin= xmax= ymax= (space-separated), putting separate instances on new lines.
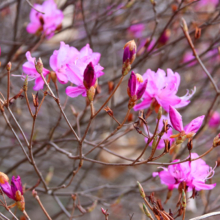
xmin=1 ymin=0 xmax=220 ymax=219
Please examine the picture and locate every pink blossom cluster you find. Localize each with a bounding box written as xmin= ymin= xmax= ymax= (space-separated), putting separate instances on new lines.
xmin=26 ymin=0 xmax=63 ymax=39
xmin=20 ymin=42 xmax=104 ymax=97
xmin=134 ymin=69 xmax=196 ymax=112
xmin=153 ymin=153 xmax=216 ymax=191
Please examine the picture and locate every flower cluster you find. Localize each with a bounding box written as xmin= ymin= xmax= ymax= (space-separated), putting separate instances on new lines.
xmin=27 ymin=0 xmax=63 ymax=39
xmin=153 ymin=153 xmax=216 ymax=191
xmin=19 ymin=42 xmax=104 ymax=98
xmin=134 ymin=69 xmax=196 ymax=112
xmin=0 ymin=172 xmax=25 ymax=211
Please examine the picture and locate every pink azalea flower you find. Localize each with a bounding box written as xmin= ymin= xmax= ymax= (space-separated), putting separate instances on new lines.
xmin=128 ymin=23 xmax=145 ymax=38
xmin=17 ymin=51 xmax=50 ymax=91
xmin=169 ymin=105 xmax=205 ymax=136
xmin=65 ymin=44 xmax=104 ymax=98
xmin=145 ymin=115 xmax=174 ymax=149
xmin=209 ymin=111 xmax=220 ymax=128
xmin=49 ymin=41 xmax=79 ymax=84
xmin=0 ymin=172 xmax=25 ymax=211
xmin=133 ymin=69 xmax=196 ymax=112
xmin=26 ymin=0 xmax=63 ymax=39
xmin=153 ymin=153 xmax=216 ymax=191
xmin=50 ymin=42 xmax=102 ymax=85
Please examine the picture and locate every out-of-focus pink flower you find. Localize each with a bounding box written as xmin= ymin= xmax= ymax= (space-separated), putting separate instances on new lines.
xmin=158 ymin=29 xmax=171 ymax=46
xmin=145 ymin=115 xmax=174 ymax=149
xmin=169 ymin=105 xmax=204 ymax=136
xmin=182 ymin=51 xmax=197 ymax=67
xmin=128 ymin=24 xmax=145 ymax=38
xmin=0 ymin=172 xmax=25 ymax=211
xmin=134 ymin=69 xmax=196 ymax=112
xmin=209 ymin=111 xmax=220 ymax=128
xmin=19 ymin=52 xmax=50 ymax=91
xmin=26 ymin=0 xmax=63 ymax=39
xmin=153 ymin=153 xmax=216 ymax=191
xmin=50 ymin=42 xmax=102 ymax=86
xmin=195 ymin=0 xmax=218 ymax=12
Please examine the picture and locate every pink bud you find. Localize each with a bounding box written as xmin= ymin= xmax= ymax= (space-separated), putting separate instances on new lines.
xmin=101 ymin=207 xmax=106 ymax=215
xmin=83 ymin=62 xmax=96 ymax=89
xmin=169 ymin=106 xmax=184 ymax=132
xmin=136 ymin=79 xmax=147 ymax=100
xmin=127 ymin=71 xmax=137 ymax=98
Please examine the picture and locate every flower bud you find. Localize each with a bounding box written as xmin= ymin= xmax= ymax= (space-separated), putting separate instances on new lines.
xmin=137 ymin=181 xmax=145 ymax=198
xmin=50 ymin=71 xmax=57 ymax=84
xmin=157 ymin=106 xmax=162 ymax=120
xmin=23 ymin=76 xmax=28 ymax=92
xmin=143 ymin=203 xmax=153 ymax=218
xmin=0 ymin=172 xmax=9 ymax=184
xmin=213 ymin=133 xmax=220 ymax=148
xmin=35 ymin=58 xmax=43 ymax=74
xmin=158 ymin=29 xmax=170 ymax=46
xmin=152 ymin=135 xmax=158 ymax=150
xmin=128 ymin=99 xmax=136 ymax=109
xmin=87 ymin=86 xmax=96 ymax=102
xmin=127 ymin=71 xmax=137 ymax=99
xmin=181 ymin=189 xmax=186 ymax=208
xmin=123 ymin=40 xmax=136 ymax=65
xmin=136 ymin=80 xmax=147 ymax=100
xmin=6 ymin=62 xmax=11 ymax=71
xmin=83 ymin=62 xmax=96 ymax=89
xmin=182 ymin=18 xmax=188 ymax=33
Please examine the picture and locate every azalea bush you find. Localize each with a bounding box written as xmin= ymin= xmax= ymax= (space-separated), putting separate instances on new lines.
xmin=0 ymin=0 xmax=220 ymax=219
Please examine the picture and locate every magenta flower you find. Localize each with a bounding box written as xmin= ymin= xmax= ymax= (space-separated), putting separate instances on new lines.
xmin=0 ymin=172 xmax=25 ymax=211
xmin=16 ymin=52 xmax=50 ymax=91
xmin=169 ymin=105 xmax=204 ymax=136
xmin=65 ymin=44 xmax=104 ymax=98
xmin=49 ymin=41 xmax=79 ymax=84
xmin=209 ymin=111 xmax=220 ymax=128
xmin=133 ymin=69 xmax=196 ymax=112
xmin=50 ymin=42 xmax=103 ymax=88
xmin=128 ymin=24 xmax=145 ymax=38
xmin=145 ymin=115 xmax=174 ymax=149
xmin=153 ymin=153 xmax=216 ymax=191
xmin=26 ymin=0 xmax=63 ymax=39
